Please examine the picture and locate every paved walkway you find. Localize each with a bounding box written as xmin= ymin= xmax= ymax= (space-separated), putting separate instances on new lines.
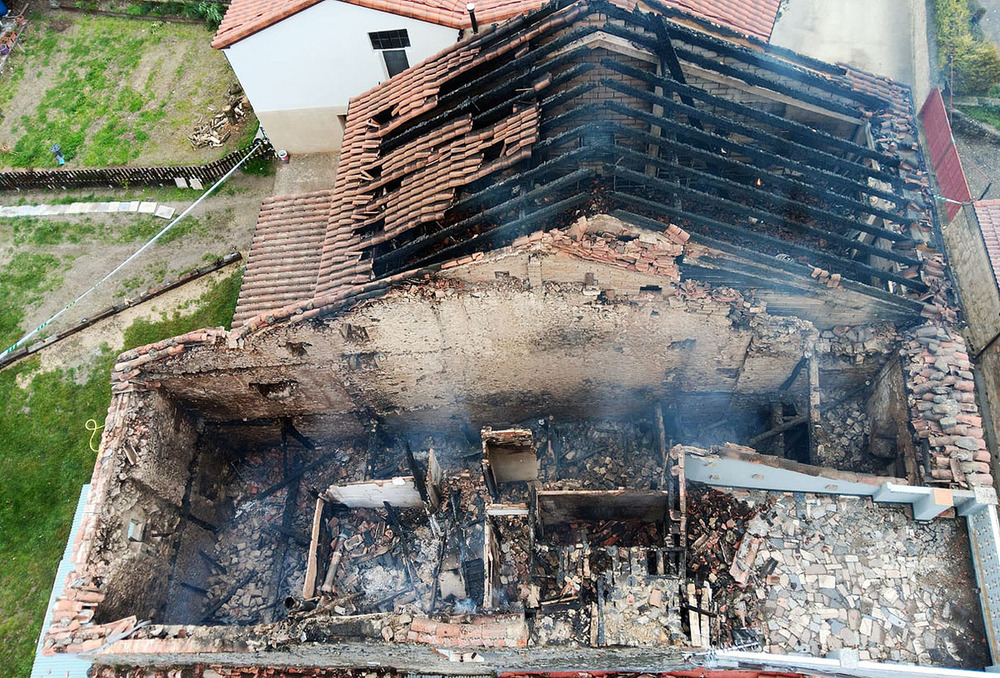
xmin=0 ymin=200 xmax=176 ymax=219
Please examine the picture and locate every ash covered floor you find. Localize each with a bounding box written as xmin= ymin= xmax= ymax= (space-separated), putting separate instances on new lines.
xmin=696 ymin=487 xmax=990 ymax=668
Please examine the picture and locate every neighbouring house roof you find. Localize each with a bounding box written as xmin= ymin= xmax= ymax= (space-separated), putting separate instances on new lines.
xmin=232 ymin=190 xmax=333 ymax=328
xmin=212 ymin=0 xmax=781 ymax=49
xmin=974 ymin=199 xmax=1000 ymax=286
xmin=233 ymin=0 xmax=948 ymax=331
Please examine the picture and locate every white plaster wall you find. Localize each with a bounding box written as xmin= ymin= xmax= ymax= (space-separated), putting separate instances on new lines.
xmin=223 ymin=0 xmax=458 ymax=114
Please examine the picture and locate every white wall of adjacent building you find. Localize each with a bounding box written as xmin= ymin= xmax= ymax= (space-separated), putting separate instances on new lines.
xmin=223 ymin=0 xmax=459 ymax=153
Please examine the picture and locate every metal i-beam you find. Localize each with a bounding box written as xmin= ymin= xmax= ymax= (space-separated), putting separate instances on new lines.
xmin=606 ymin=123 xmax=912 ymax=242
xmin=601 ymin=56 xmax=895 ymax=167
xmin=602 ymin=76 xmax=900 ymax=187
xmin=608 ymin=183 xmax=927 ymax=292
xmin=599 ymin=113 xmax=910 ymax=227
xmin=603 ymin=99 xmax=903 ymax=205
xmin=602 ymin=144 xmax=919 ymax=266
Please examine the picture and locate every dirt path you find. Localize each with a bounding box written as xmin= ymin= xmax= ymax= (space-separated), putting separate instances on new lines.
xmin=0 ymin=171 xmax=274 ymax=357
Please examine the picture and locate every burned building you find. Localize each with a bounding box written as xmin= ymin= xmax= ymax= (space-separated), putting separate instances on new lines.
xmin=41 ymin=1 xmax=1000 ymax=676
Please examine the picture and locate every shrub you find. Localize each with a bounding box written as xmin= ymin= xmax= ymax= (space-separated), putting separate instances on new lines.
xmin=933 ymin=0 xmax=1000 ymax=95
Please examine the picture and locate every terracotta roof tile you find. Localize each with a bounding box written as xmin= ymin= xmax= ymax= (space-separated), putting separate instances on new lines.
xmin=974 ymin=199 xmax=1000 ymax=288
xmin=213 ymin=0 xmax=781 ymax=49
xmin=232 ymin=190 xmax=333 ymax=328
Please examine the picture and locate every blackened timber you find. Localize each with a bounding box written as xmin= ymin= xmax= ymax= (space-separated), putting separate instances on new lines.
xmin=540 ymin=80 xmax=599 ymax=113
xmin=601 ymin=143 xmax=919 ymax=266
xmin=671 ymin=45 xmax=865 ymax=119
xmin=471 ymin=62 xmax=596 ymax=127
xmin=604 ymin=99 xmax=903 ymax=206
xmin=660 ymin=20 xmax=889 ymax=110
xmin=612 ymin=209 xmax=924 ymax=314
xmin=601 ymin=57 xmax=895 ymax=167
xmin=436 ymin=24 xmax=601 ymax=111
xmin=638 ymin=0 xmax=846 ymax=76
xmin=601 ymin=113 xmax=910 ymax=227
xmin=647 ymin=15 xmax=704 ymax=130
xmin=388 ymin=192 xmax=593 ymax=276
xmin=595 ymin=21 xmax=866 ymax=119
xmin=449 ymin=144 xmax=598 ymax=213
xmin=371 ymin=167 xmax=595 ymax=271
xmin=609 ymin=184 xmax=927 ymax=292
xmin=602 ymin=77 xmax=900 ymax=187
xmin=608 ymin=123 xmax=912 ymax=242
xmin=381 ymin=44 xmax=593 ymax=154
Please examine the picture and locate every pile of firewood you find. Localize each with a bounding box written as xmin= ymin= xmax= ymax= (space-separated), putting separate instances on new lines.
xmin=189 ymin=87 xmax=250 ymax=148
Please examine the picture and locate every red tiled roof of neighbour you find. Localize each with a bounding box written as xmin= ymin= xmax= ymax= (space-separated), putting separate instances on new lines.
xmin=974 ymin=199 xmax=1000 ymax=286
xmin=232 ymin=190 xmax=333 ymax=328
xmin=212 ymin=0 xmax=781 ymax=49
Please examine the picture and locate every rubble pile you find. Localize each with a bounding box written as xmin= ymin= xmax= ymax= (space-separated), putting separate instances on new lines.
xmin=540 ymin=421 xmax=662 ymax=489
xmin=727 ymin=488 xmax=990 ymax=668
xmin=904 ymin=324 xmax=992 ymax=487
xmin=685 ymin=484 xmax=769 ymax=645
xmin=492 ymin=516 xmax=531 ymax=609
xmin=816 ymin=324 xmax=899 ymax=364
xmin=327 ymin=508 xmax=438 ymax=614
xmin=815 ymin=400 xmax=881 ymax=474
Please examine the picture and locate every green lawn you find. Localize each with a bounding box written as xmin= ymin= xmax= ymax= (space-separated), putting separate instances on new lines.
xmin=0 ymin=12 xmax=250 ymax=168
xmin=0 ymin=267 xmax=242 ymax=676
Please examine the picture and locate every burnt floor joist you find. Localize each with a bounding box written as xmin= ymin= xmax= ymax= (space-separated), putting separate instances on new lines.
xmin=601 ymin=57 xmax=896 ymax=168
xmin=603 ymin=99 xmax=903 ymax=207
xmin=606 ymin=122 xmax=913 ymax=242
xmin=601 ymin=76 xmax=901 ymax=188
xmin=608 ymin=184 xmax=927 ymax=293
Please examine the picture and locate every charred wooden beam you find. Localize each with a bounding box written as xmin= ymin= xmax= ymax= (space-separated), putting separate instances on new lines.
xmin=606 ymin=123 xmax=913 ymax=242
xmin=471 ymin=62 xmax=597 ymax=127
xmin=596 ymin=21 xmax=867 ymax=118
xmin=388 ymin=191 xmax=593 ymax=276
xmin=608 ymin=184 xmax=927 ymax=292
xmin=374 ymin=167 xmax=594 ymax=273
xmin=614 ymin=210 xmax=923 ymax=316
xmin=382 ymin=44 xmax=594 ymax=154
xmin=601 ymin=56 xmax=896 ymax=167
xmin=603 ymin=77 xmax=899 ymax=187
xmin=599 ymin=142 xmax=919 ymax=266
xmin=747 ymin=414 xmax=809 ymax=448
xmin=600 ymin=112 xmax=910 ymax=226
xmin=603 ymin=99 xmax=902 ymax=206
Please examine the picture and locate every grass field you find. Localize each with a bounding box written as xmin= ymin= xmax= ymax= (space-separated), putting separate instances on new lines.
xmin=0 ymin=10 xmax=253 ymax=168
xmin=0 ymin=267 xmax=242 ymax=676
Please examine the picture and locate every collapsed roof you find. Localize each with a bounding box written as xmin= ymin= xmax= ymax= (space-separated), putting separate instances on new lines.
xmin=233 ymin=0 xmax=949 ymax=333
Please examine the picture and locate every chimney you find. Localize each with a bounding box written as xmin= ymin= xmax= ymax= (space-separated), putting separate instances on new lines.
xmin=467 ymin=3 xmax=479 ymax=33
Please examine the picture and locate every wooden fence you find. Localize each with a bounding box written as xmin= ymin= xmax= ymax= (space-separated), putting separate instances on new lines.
xmin=0 ymin=139 xmax=274 ymax=191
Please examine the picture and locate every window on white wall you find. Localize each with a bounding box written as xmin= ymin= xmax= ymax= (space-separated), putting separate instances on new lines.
xmin=369 ymin=29 xmax=411 ymax=78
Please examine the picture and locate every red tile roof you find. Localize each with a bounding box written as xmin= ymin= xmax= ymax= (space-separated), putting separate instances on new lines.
xmin=213 ymin=0 xmax=781 ymax=49
xmin=232 ymin=190 xmax=333 ymax=328
xmin=974 ymin=199 xmax=1000 ymax=287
